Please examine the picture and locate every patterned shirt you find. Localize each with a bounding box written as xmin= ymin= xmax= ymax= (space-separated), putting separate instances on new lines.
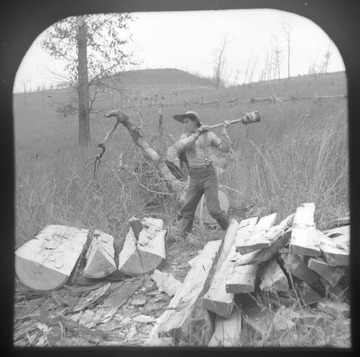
xmin=168 ymin=130 xmax=231 ymax=169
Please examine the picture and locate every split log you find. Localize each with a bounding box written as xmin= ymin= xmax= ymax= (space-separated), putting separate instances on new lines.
xmin=225 ymin=264 xmax=258 ymax=294
xmin=331 ymin=214 xmax=350 ymax=227
xmin=295 ymin=281 xmax=322 ymax=306
xmin=186 ymin=218 xmax=238 ymax=271
xmin=151 ymin=269 xmax=183 ymax=297
xmin=226 ymin=215 xmax=278 ymax=295
xmin=215 ymin=218 xmax=239 ymax=273
xmin=236 ymin=214 xmax=294 ymax=255
xmin=208 ymin=308 xmax=242 ymax=347
xmin=289 ymin=203 xmax=321 ymax=257
xmin=320 ymin=277 xmax=348 ymax=301
xmin=235 ymin=229 xmax=292 ymax=266
xmin=259 ymin=258 xmax=289 ymax=292
xmin=323 ymin=225 xmax=350 ymax=239
xmin=15 ymin=225 xmax=89 ymax=291
xmin=129 ymin=217 xmax=143 ymax=239
xmin=233 ymin=214 xmax=294 ymax=266
xmin=118 ymin=217 xmax=166 ymax=276
xmin=202 ymin=217 xmax=258 ymax=318
xmin=83 ymin=230 xmax=116 ymax=279
xmin=236 ymin=213 xmax=277 ymax=254
xmin=281 ymin=253 xmax=320 ymax=286
xmin=318 ymin=229 xmax=349 ymax=267
xmin=145 ymin=240 xmax=222 ymax=345
xmin=307 ymin=257 xmax=345 ymax=287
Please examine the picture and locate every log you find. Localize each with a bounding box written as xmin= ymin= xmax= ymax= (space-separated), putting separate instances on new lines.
xmin=215 ymin=218 xmax=239 ymax=273
xmin=295 ymin=281 xmax=322 ymax=306
xmin=323 ymin=225 xmax=350 ymax=239
xmin=208 ymin=308 xmax=242 ymax=347
xmin=151 ymin=269 xmax=183 ymax=297
xmin=318 ymin=229 xmax=349 ymax=267
xmin=259 ymin=258 xmax=289 ymax=292
xmin=236 ymin=213 xmax=277 ymax=254
xmin=331 ymin=214 xmax=350 ymax=227
xmin=15 ymin=225 xmax=89 ymax=291
xmin=83 ymin=230 xmax=116 ymax=279
xmin=128 ymin=217 xmax=143 ymax=239
xmin=225 ymin=264 xmax=258 ymax=294
xmin=289 ymin=203 xmax=321 ymax=257
xmin=227 ymin=215 xmax=278 ymax=295
xmin=307 ymin=257 xmax=345 ymax=287
xmin=320 ymin=277 xmax=348 ymax=301
xmin=281 ymin=253 xmax=320 ymax=286
xmin=235 ymin=229 xmax=292 ymax=266
xmin=118 ymin=217 xmax=166 ymax=276
xmin=186 ymin=218 xmax=238 ymax=271
xmin=145 ymin=240 xmax=222 ymax=345
xmin=202 ymin=217 xmax=258 ymax=318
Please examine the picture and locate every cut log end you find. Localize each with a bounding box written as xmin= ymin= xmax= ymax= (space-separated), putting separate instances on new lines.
xmin=119 ymin=251 xmax=164 ymax=276
xmin=83 ymin=250 xmax=117 ymax=279
xmin=15 ymin=255 xmax=69 ymax=291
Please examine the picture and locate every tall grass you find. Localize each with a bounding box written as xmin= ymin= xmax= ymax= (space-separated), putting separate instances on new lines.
xmin=13 ymin=72 xmax=349 ymax=248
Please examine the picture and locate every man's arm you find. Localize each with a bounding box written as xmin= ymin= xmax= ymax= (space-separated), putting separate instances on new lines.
xmin=167 ymin=132 xmax=199 ymax=164
xmin=211 ymin=121 xmax=231 ymax=152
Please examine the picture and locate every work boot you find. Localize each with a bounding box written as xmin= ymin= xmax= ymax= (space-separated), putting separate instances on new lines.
xmin=216 ymin=214 xmax=229 ymax=230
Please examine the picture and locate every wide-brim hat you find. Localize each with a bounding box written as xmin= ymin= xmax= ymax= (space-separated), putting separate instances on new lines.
xmin=173 ymin=110 xmax=202 ymax=127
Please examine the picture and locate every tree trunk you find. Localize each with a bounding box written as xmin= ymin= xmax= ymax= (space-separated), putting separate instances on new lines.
xmin=77 ymin=15 xmax=91 ymax=145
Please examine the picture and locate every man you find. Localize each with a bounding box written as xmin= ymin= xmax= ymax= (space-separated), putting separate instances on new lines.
xmin=168 ymin=110 xmax=231 ymax=240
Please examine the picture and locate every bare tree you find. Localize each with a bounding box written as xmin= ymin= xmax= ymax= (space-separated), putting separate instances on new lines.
xmin=280 ymin=16 xmax=295 ymax=79
xmin=320 ymin=40 xmax=332 ymax=74
xmin=270 ymin=35 xmax=282 ymax=80
xmin=243 ymin=51 xmax=257 ymax=84
xmin=212 ymin=35 xmax=231 ymax=90
xmin=247 ymin=55 xmax=259 ymax=83
xmin=41 ymin=13 xmax=136 ymax=145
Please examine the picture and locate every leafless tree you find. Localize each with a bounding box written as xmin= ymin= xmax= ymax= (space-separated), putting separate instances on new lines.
xmin=320 ymin=40 xmax=332 ymax=73
xmin=41 ymin=13 xmax=136 ymax=145
xmin=280 ymin=16 xmax=295 ymax=78
xmin=243 ymin=51 xmax=258 ymax=84
xmin=270 ymin=35 xmax=282 ymax=80
xmin=212 ymin=35 xmax=231 ymax=90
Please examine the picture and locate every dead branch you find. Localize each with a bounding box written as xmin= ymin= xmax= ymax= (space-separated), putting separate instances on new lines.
xmin=105 ymin=110 xmax=160 ymax=163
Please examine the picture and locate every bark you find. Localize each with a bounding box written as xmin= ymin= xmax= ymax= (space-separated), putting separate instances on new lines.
xmin=77 ymin=16 xmax=91 ymax=145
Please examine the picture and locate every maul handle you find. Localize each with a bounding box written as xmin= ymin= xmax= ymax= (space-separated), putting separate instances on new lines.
xmin=208 ymin=111 xmax=261 ymax=129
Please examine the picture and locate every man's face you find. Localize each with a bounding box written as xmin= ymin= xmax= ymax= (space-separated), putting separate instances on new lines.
xmin=183 ymin=117 xmax=198 ymax=132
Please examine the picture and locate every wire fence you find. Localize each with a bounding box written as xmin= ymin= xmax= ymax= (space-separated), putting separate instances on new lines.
xmin=118 ymin=93 xmax=347 ymax=110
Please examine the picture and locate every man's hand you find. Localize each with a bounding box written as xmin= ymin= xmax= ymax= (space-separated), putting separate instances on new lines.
xmin=197 ymin=125 xmax=210 ymax=134
xmin=223 ymin=120 xmax=231 ymax=129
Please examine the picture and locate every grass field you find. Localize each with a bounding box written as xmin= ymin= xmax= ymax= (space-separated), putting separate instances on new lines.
xmin=13 ymin=70 xmax=349 ymax=248
xmin=13 ymin=70 xmax=350 ymax=347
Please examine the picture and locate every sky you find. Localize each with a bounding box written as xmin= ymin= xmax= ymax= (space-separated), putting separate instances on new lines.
xmin=13 ymin=8 xmax=346 ymax=93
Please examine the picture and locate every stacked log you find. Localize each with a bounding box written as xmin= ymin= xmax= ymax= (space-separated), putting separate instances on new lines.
xmin=146 ymin=202 xmax=350 ymax=346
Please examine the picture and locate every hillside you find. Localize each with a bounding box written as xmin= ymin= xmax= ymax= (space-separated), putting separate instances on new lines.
xmin=106 ymin=68 xmax=214 ymax=87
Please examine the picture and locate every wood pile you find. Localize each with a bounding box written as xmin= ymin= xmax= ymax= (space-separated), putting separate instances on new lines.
xmin=15 ymin=217 xmax=167 ymax=291
xmin=14 ymin=202 xmax=350 ymax=347
xmin=146 ymin=203 xmax=350 ymax=346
